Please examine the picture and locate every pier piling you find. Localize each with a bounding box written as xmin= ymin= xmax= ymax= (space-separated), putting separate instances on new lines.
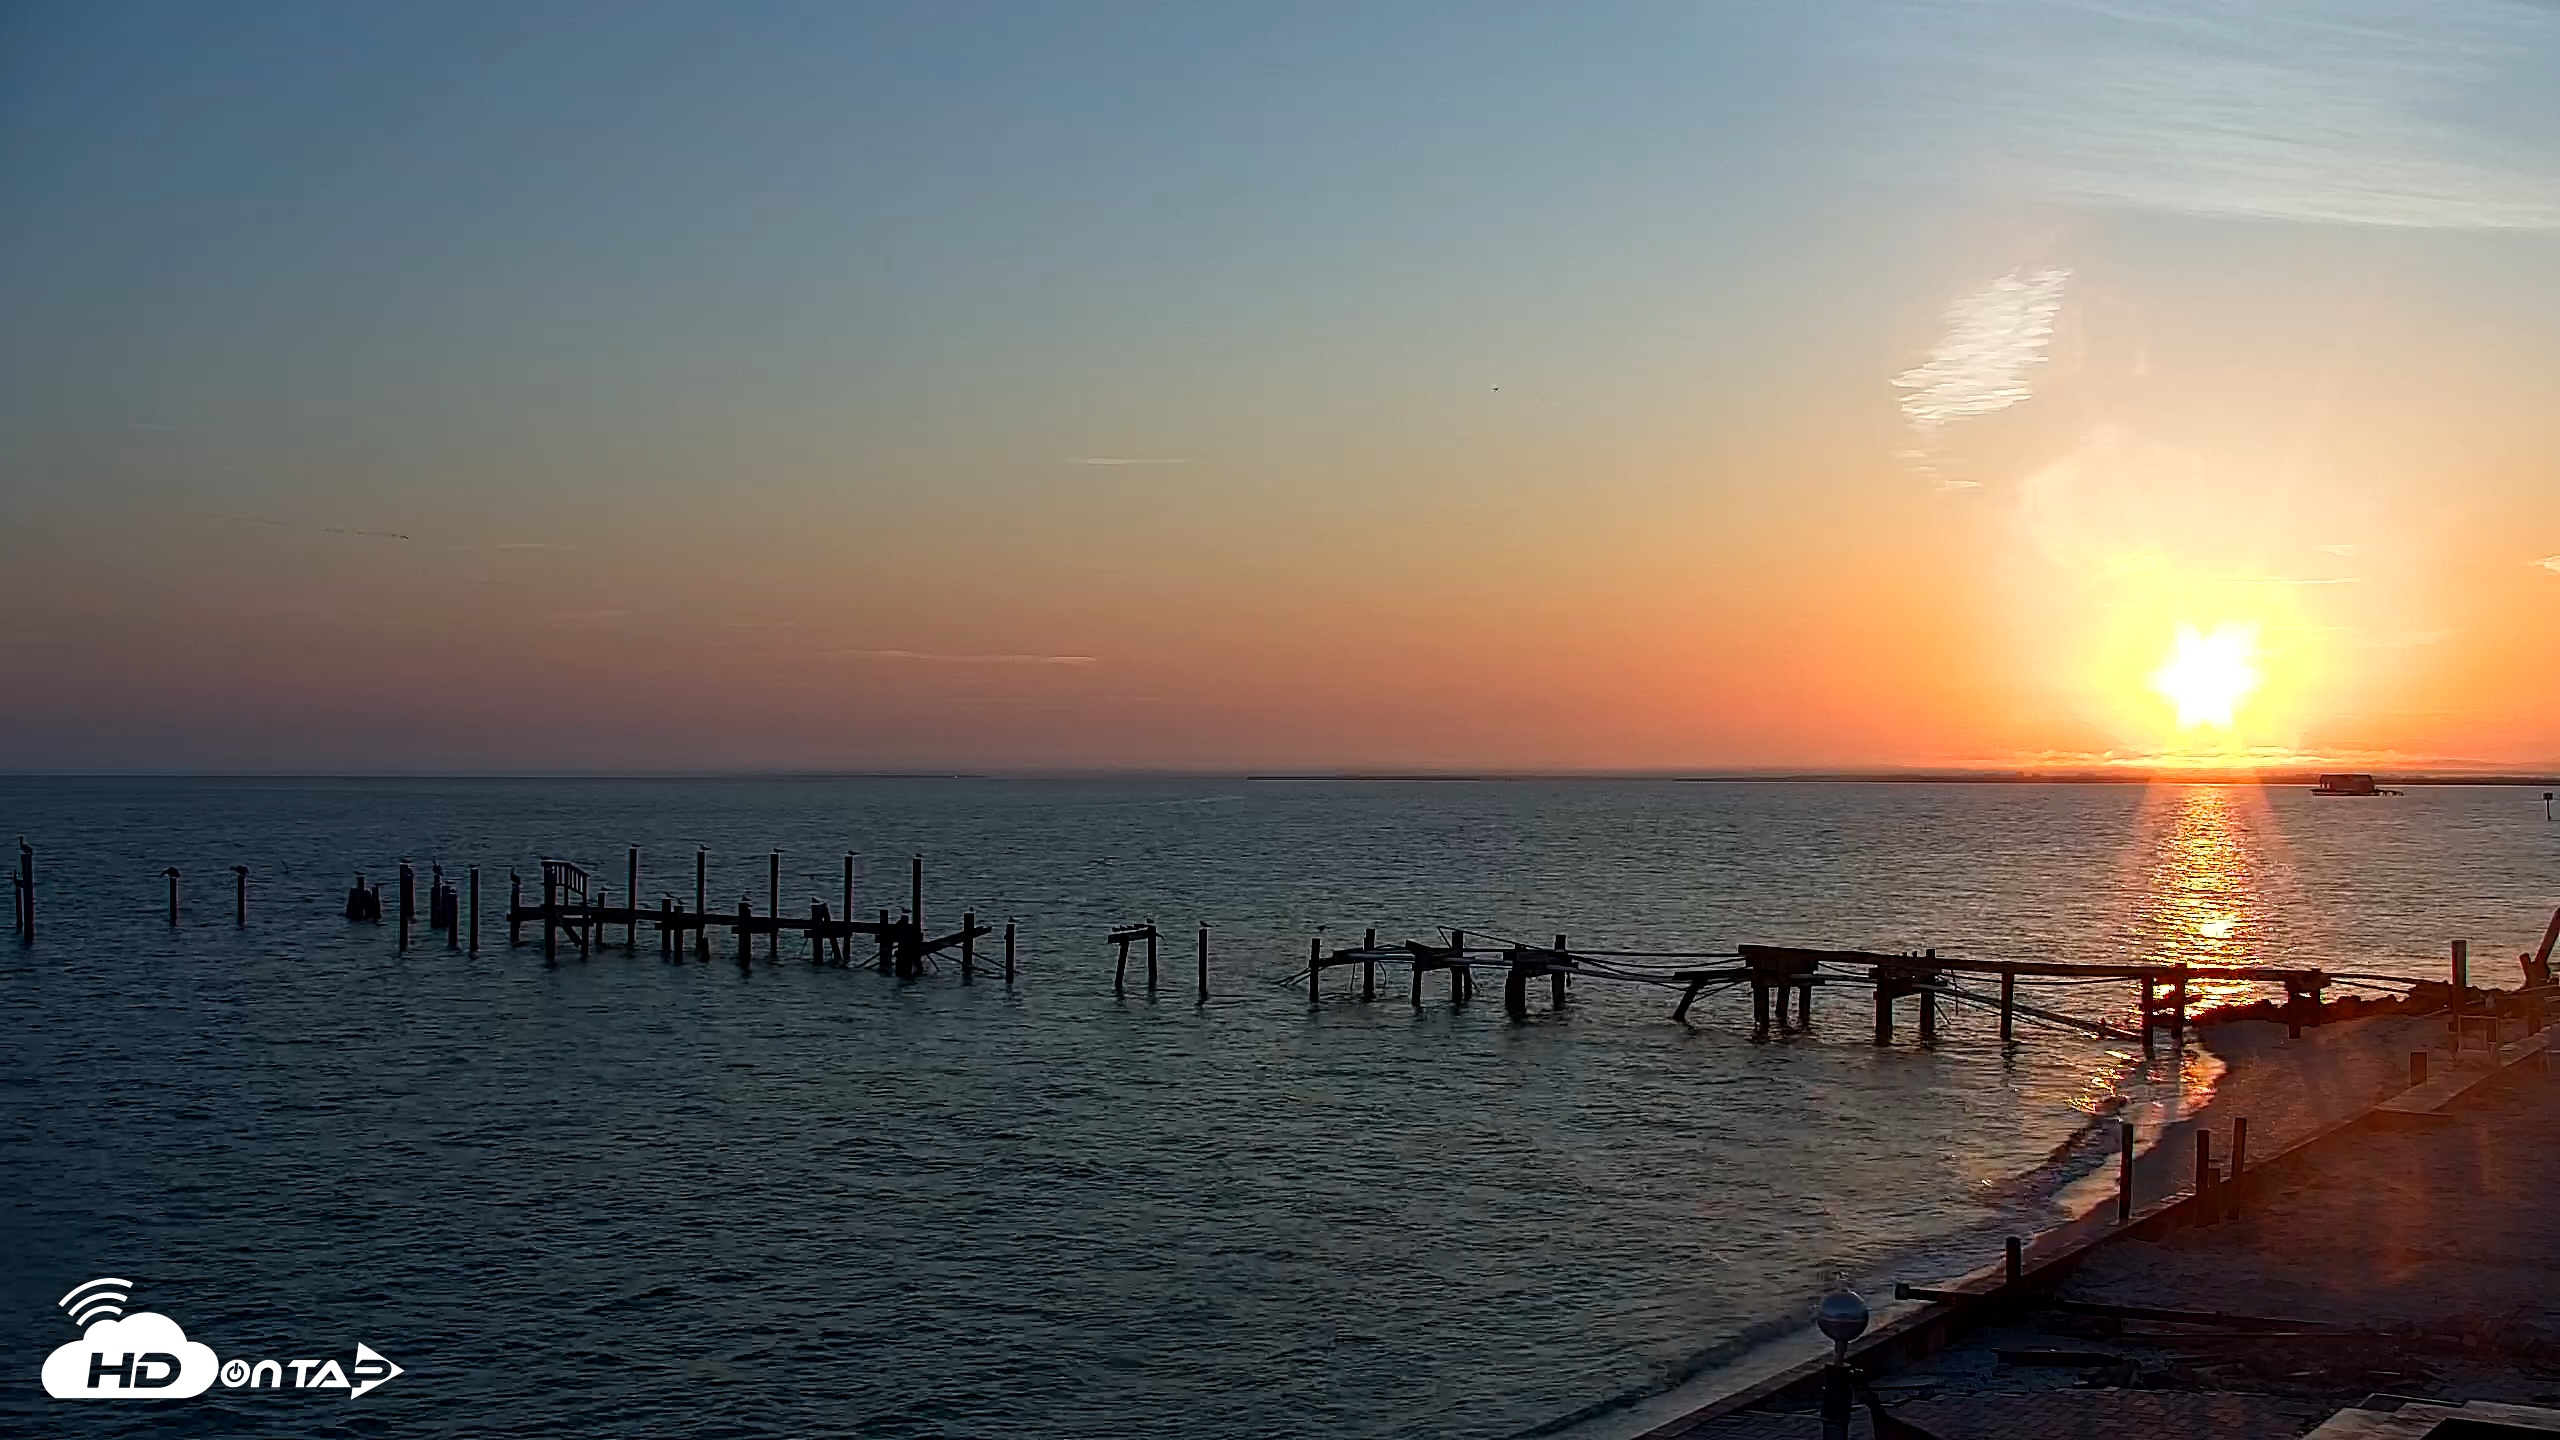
xmin=737 ymin=900 xmax=752 ymax=965
xmin=962 ymin=911 xmax=976 ymax=984
xmin=1364 ymin=929 xmax=1376 ymax=1000
xmin=11 ymin=839 xmax=28 ymax=942
xmin=1998 ymin=969 xmax=2015 ymax=1043
xmin=163 ymin=867 xmax=179 ymax=927
xmin=910 ymin=855 xmax=922 ymax=937
xmin=842 ymin=855 xmax=855 ymax=963
xmin=2116 ymin=1120 xmax=2135 ymax=1223
xmin=1553 ymin=935 xmax=1568 ymax=1009
xmin=2005 ymin=1236 xmax=2023 ymax=1284
xmin=1146 ymin=923 xmax=1158 ymax=994
xmin=1005 ymin=920 xmax=1016 ymax=984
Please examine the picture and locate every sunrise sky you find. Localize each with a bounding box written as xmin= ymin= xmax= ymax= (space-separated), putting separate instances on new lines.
xmin=4 ymin=2 xmax=2557 ymax=773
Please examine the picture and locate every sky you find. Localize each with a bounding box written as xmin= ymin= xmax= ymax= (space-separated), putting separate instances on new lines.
xmin=3 ymin=1 xmax=2557 ymax=773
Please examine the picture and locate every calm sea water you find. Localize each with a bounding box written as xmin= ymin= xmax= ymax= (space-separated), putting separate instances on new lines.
xmin=2 ymin=777 xmax=2552 ymax=1437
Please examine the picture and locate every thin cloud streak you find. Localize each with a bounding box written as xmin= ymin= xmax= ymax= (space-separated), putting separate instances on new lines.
xmin=1874 ymin=0 xmax=2560 ymax=230
xmin=800 ymin=648 xmax=1098 ymax=666
xmin=2535 ymin=555 xmax=2560 ymax=574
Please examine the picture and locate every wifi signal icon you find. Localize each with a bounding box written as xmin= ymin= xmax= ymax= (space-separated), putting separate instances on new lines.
xmin=60 ymin=1278 xmax=134 ymax=1329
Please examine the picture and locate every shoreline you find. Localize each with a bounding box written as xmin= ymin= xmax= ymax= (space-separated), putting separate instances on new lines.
xmin=1540 ymin=1005 xmax=2444 ymax=1439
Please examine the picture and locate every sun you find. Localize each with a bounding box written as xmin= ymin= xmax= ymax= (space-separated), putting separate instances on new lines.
xmin=2150 ymin=622 xmax=2261 ymax=729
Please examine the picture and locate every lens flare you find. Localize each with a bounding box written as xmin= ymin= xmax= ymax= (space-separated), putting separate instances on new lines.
xmin=2149 ymin=623 xmax=2260 ymax=729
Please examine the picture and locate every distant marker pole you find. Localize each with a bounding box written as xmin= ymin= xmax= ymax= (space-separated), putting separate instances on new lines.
xmin=233 ymin=865 xmax=248 ymax=927
xmin=164 ymin=867 xmax=180 ymax=927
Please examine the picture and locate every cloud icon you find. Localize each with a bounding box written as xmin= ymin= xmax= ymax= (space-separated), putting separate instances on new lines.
xmin=43 ymin=1313 xmax=218 ymax=1400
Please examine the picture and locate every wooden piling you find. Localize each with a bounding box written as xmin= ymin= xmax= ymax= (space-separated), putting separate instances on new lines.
xmin=2139 ymin=975 xmax=2156 ymax=1050
xmin=1451 ymin=929 xmax=1468 ymax=1004
xmin=1873 ymin=982 xmax=1893 ymax=1046
xmin=398 ymin=863 xmax=414 ymax=952
xmin=1917 ymin=983 xmax=1938 ymax=1045
xmin=2228 ymin=1117 xmax=2249 ymax=1219
xmin=2116 ymin=1120 xmax=2135 ymax=1222
xmin=1752 ymin=977 xmax=1771 ymax=1040
xmin=2005 ymin=1236 xmax=2023 ymax=1284
xmin=234 ymin=864 xmax=248 ymax=927
xmin=1005 ymin=919 xmax=1016 ymax=984
xmin=1309 ymin=937 xmax=1321 ymax=1004
xmin=15 ymin=840 xmax=31 ymax=942
xmin=1363 ymin=928 xmax=1376 ymax=1000
xmin=1552 ymin=934 xmax=1568 ymax=1008
xmin=1999 ymin=968 xmax=2016 ymax=1043
xmin=581 ymin=885 xmax=596 ymax=957
xmin=164 ymin=866 xmax=180 ymax=927
xmin=2451 ymin=938 xmax=2469 ymax=1054
xmin=961 ymin=910 xmax=976 ymax=985
xmin=810 ymin=902 xmax=827 ymax=963
xmin=468 ymin=867 xmax=479 ymax=953
xmin=2170 ymin=967 xmax=2188 ymax=1038
xmin=1196 ymin=924 xmax=1208 ymax=1004
xmin=737 ymin=899 xmax=752 ymax=965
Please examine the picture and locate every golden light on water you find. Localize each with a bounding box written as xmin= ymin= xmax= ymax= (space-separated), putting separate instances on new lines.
xmin=2148 ymin=622 xmax=2262 ymax=730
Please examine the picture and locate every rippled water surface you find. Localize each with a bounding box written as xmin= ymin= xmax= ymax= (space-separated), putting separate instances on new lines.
xmin=2 ymin=777 xmax=2552 ymax=1437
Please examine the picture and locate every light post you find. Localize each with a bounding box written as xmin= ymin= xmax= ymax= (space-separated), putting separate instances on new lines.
xmin=1818 ymin=1288 xmax=1869 ymax=1440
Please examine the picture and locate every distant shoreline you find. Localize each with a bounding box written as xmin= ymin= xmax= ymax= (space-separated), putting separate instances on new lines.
xmin=4 ymin=769 xmax=2556 ymax=787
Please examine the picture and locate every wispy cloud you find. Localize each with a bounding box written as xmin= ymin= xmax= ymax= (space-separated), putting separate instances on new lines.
xmin=812 ymin=648 xmax=1096 ymax=666
xmin=2318 ymin=543 xmax=2362 ymax=557
xmin=1873 ymin=0 xmax=2560 ymax=230
xmin=2535 ymin=555 xmax=2560 ymax=574
xmin=1895 ymin=268 xmax=2071 ymax=434
xmin=1066 ymin=457 xmax=1192 ymax=467
xmin=212 ymin=514 xmax=411 ymax=541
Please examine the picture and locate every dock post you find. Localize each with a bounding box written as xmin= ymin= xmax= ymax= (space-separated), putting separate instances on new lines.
xmin=1505 ymin=963 xmax=1529 ymax=1023
xmin=1363 ymin=928 xmax=1376 ymax=1000
xmin=1918 ymin=985 xmax=1938 ymax=1046
xmin=1115 ymin=935 xmax=1128 ymax=996
xmin=1197 ymin=924 xmax=1208 ymax=1004
xmin=445 ymin=869 xmax=459 ymax=949
xmin=910 ymin=855 xmax=922 ymax=937
xmin=15 ymin=840 xmax=31 ymax=943
xmin=234 ymin=865 xmax=248 ymax=927
xmin=2116 ymin=1120 xmax=2134 ymax=1222
xmin=1146 ymin=923 xmax=1158 ymax=994
xmin=1999 ymin=968 xmax=2015 ymax=1043
xmin=1751 ymin=976 xmax=1771 ymax=1040
xmin=581 ymin=887 xmax=596 ymax=957
xmin=398 ymin=863 xmax=414 ymax=952
xmin=468 ymin=867 xmax=479 ymax=953
xmin=164 ymin=866 xmax=180 ymax=927
xmin=1308 ymin=937 xmax=1320 ymax=1004
xmin=1005 ymin=919 xmax=1016 ymax=984
xmin=2451 ymin=938 xmax=2469 ymax=1052
xmin=811 ymin=902 xmax=827 ymax=963
xmin=842 ymin=855 xmax=855 ymax=963
xmin=1873 ymin=979 xmax=1893 ymax=1046
xmin=1553 ymin=934 xmax=1568 ymax=1009
xmin=1452 ymin=929 xmax=1468 ymax=1005
xmin=542 ymin=867 xmax=557 ymax=962
xmin=738 ymin=899 xmax=752 ymax=965
xmin=2005 ymin=1236 xmax=2023 ymax=1285
xmin=767 ymin=852 xmax=780 ymax=960
xmin=877 ymin=909 xmax=891 ymax=972
xmin=2228 ymin=1117 xmax=2249 ymax=1219
xmin=627 ymin=846 xmax=639 ymax=951
xmin=961 ymin=910 xmax=976 ymax=985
